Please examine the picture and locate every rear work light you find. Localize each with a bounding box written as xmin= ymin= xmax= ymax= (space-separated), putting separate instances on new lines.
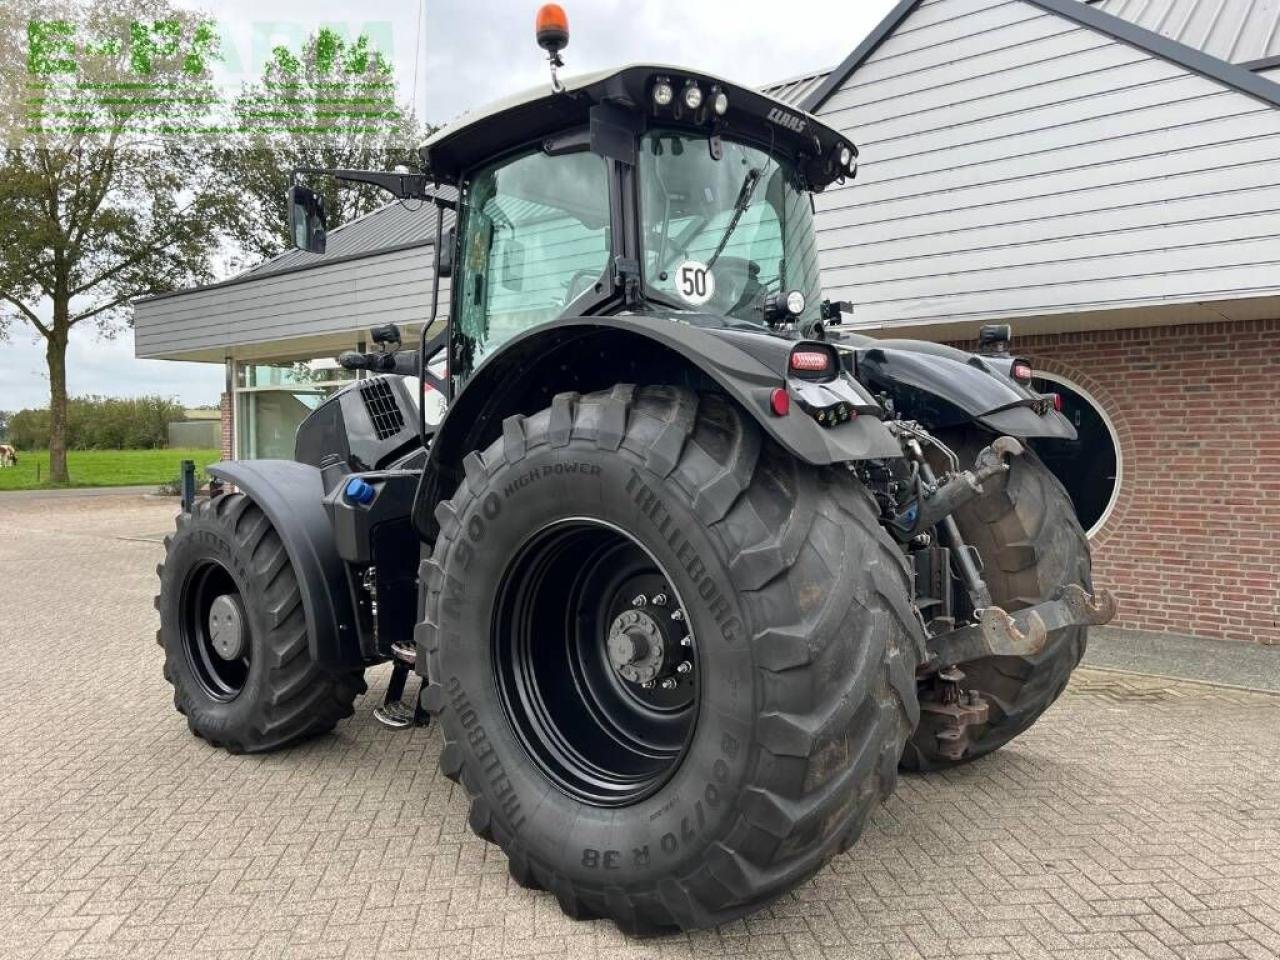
xmin=790 ymin=350 xmax=831 ymax=373
xmin=1011 ymin=360 xmax=1033 ymax=383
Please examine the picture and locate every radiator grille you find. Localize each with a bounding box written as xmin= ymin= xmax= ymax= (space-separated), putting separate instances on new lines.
xmin=359 ymin=378 xmax=406 ymax=441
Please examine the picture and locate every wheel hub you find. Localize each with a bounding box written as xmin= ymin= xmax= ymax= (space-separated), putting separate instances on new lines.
xmin=607 ymin=610 xmax=665 ymax=683
xmin=207 ymin=593 xmax=246 ymax=661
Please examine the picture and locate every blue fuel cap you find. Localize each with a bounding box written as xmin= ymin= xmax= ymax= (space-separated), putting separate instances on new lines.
xmin=344 ymin=476 xmax=376 ymax=505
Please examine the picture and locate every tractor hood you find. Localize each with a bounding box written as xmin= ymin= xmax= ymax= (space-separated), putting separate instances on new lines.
xmin=418 ymin=63 xmax=857 ymax=189
xmin=840 ymin=336 xmax=1078 ymax=440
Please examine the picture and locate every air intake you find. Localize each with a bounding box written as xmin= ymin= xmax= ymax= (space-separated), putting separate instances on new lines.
xmin=358 ymin=377 xmax=406 ymax=441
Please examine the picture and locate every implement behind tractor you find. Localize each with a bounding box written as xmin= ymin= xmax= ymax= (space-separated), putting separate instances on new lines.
xmin=154 ymin=5 xmax=1114 ymax=933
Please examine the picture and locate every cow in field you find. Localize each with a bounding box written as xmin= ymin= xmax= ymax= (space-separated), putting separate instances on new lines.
xmin=0 ymin=445 xmax=17 ymax=468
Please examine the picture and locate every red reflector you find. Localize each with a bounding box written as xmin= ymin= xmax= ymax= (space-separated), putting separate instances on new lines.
xmin=1011 ymin=361 xmax=1033 ymax=382
xmin=1050 ymin=392 xmax=1063 ymax=412
xmin=770 ymin=388 xmax=790 ymax=416
xmin=790 ymin=350 xmax=830 ymax=373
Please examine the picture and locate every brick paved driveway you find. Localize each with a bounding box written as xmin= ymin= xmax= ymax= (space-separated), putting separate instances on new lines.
xmin=2 ymin=492 xmax=1278 ymax=960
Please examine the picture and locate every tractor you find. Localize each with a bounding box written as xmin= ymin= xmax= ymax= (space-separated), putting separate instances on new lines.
xmin=155 ymin=5 xmax=1115 ymax=934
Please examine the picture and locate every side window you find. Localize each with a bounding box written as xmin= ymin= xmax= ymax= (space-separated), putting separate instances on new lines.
xmin=455 ymin=148 xmax=611 ymax=376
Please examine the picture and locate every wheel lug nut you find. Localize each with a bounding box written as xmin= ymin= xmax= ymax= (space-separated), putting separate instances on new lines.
xmin=670 ymin=609 xmax=683 ymax=621
xmin=660 ymin=678 xmax=677 ymax=690
xmin=652 ymin=593 xmax=667 ymax=606
xmin=680 ymin=635 xmax=692 ymax=647
xmin=632 ymin=595 xmax=647 ymax=607
xmin=676 ymin=661 xmax=692 ymax=674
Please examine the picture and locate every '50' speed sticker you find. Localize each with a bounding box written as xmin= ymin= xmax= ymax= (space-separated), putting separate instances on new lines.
xmin=675 ymin=260 xmax=715 ymax=307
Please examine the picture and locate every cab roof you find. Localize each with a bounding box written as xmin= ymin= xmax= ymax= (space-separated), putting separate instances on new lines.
xmin=417 ymin=63 xmax=857 ymax=190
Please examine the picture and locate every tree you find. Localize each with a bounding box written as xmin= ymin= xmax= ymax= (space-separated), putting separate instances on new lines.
xmin=217 ymin=29 xmax=428 ymax=266
xmin=0 ymin=0 xmax=239 ymax=482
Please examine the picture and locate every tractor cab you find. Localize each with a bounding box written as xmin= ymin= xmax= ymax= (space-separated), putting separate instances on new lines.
xmin=419 ymin=64 xmax=857 ymax=381
xmin=286 ymin=56 xmax=859 ymax=393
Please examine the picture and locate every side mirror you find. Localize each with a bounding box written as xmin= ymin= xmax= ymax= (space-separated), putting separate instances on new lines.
xmin=287 ymin=184 xmax=327 ymax=254
xmin=437 ymin=225 xmax=455 ymax=277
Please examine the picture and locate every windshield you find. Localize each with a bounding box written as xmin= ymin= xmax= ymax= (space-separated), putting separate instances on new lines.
xmin=639 ymin=131 xmax=822 ymax=329
xmin=453 ymin=147 xmax=612 ymax=380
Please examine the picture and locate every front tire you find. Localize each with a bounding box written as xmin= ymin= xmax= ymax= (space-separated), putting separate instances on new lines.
xmin=418 ymin=386 xmax=925 ymax=933
xmin=902 ymin=430 xmax=1091 ymax=771
xmin=156 ymin=493 xmax=366 ymax=753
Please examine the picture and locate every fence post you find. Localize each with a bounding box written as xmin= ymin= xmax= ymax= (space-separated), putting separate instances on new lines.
xmin=180 ymin=459 xmax=196 ymax=513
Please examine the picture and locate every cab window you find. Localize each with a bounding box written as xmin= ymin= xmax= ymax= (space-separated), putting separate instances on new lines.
xmin=639 ymin=131 xmax=821 ymax=329
xmin=453 ymin=148 xmax=611 ymax=380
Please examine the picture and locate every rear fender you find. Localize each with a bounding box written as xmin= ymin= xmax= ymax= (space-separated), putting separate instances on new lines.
xmin=413 ymin=315 xmax=904 ymax=539
xmin=207 ymin=460 xmax=362 ymax=668
xmin=850 ymin=339 xmax=1077 ymax=440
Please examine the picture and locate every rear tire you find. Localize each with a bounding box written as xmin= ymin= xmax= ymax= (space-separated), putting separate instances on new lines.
xmin=156 ymin=493 xmax=366 ymax=754
xmin=902 ymin=430 xmax=1091 ymax=771
xmin=418 ymin=386 xmax=925 ymax=933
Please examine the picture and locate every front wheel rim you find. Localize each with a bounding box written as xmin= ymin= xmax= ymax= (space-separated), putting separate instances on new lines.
xmin=492 ymin=519 xmax=699 ymax=807
xmin=180 ymin=560 xmax=251 ymax=701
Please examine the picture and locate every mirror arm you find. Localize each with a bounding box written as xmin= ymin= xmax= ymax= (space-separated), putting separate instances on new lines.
xmin=290 ymin=167 xmax=456 ymax=206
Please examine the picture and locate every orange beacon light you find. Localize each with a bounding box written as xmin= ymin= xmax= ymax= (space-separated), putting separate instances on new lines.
xmin=536 ymin=4 xmax=570 ymax=54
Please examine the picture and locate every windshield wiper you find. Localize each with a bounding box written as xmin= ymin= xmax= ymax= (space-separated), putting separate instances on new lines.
xmin=706 ymin=166 xmax=762 ymax=268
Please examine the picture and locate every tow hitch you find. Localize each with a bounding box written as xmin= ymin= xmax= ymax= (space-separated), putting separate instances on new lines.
xmin=928 ymin=584 xmax=1117 ymax=670
xmin=918 ymin=585 xmax=1115 ymax=759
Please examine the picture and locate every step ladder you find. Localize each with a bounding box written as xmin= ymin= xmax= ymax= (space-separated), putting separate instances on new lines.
xmin=372 ymin=642 xmax=429 ymax=730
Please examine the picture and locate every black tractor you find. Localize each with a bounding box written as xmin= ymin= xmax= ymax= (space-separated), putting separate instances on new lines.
xmin=155 ymin=6 xmax=1114 ymax=934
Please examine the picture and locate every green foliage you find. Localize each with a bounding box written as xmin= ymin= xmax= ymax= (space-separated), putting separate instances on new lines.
xmin=1 ymin=0 xmax=240 ymax=335
xmin=8 ymin=395 xmax=184 ymax=450
xmin=0 ymin=447 xmax=218 ymax=490
xmin=0 ymin=0 xmax=243 ymax=483
xmin=215 ymin=28 xmax=429 ymax=264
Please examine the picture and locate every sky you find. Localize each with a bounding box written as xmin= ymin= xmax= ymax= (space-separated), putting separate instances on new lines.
xmin=0 ymin=0 xmax=896 ymax=412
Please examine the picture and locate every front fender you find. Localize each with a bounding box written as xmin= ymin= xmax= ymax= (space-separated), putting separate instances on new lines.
xmin=850 ymin=339 xmax=1077 ymax=440
xmin=208 ymin=460 xmax=362 ymax=668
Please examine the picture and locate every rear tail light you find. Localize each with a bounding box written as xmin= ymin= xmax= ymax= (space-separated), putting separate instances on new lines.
xmin=790 ymin=350 xmax=831 ymax=373
xmin=1011 ymin=360 xmax=1033 ymax=383
xmin=1048 ymin=392 xmax=1063 ymax=412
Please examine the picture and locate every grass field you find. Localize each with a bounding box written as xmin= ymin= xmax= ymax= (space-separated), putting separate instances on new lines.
xmin=0 ymin=448 xmax=221 ymax=492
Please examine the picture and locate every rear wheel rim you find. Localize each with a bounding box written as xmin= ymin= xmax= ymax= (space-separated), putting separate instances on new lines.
xmin=181 ymin=560 xmax=251 ymax=701
xmin=493 ymin=519 xmax=699 ymax=807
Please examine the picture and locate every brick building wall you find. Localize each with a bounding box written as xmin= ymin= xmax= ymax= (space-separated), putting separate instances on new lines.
xmin=219 ymin=392 xmax=233 ymax=462
xmin=1011 ymin=318 xmax=1280 ymax=644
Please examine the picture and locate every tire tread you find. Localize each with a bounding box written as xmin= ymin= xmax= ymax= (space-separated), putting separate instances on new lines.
xmin=421 ymin=386 xmax=923 ymax=931
xmin=157 ymin=493 xmax=366 ymax=754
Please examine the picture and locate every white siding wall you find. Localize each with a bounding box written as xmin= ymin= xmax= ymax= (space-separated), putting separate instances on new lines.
xmin=134 ymin=245 xmax=447 ymax=359
xmin=810 ymin=0 xmax=1280 ymax=327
